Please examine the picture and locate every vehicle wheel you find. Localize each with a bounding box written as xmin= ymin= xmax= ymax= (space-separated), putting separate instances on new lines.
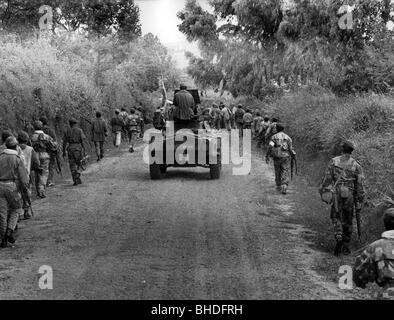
xmin=160 ymin=165 xmax=167 ymax=174
xmin=210 ymin=164 xmax=221 ymax=179
xmin=150 ymin=164 xmax=162 ymax=180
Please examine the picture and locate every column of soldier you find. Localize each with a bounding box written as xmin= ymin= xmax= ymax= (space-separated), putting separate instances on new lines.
xmin=0 ymin=105 xmax=393 ymax=295
xmin=0 ymin=115 xmax=94 ymax=249
xmin=199 ymin=102 xmax=394 ymax=294
xmin=0 ymin=107 xmax=146 ymax=249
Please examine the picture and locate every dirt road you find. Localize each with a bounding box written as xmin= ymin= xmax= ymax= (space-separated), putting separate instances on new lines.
xmin=0 ymin=143 xmax=363 ymax=299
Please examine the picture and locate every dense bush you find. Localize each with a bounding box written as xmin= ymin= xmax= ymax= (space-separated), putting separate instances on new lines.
xmin=0 ymin=33 xmax=181 ymax=136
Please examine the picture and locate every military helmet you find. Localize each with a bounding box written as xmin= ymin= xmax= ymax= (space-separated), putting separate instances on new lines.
xmin=1 ymin=130 xmax=13 ymax=143
xmin=69 ymin=118 xmax=77 ymax=125
xmin=342 ymin=140 xmax=355 ymax=151
xmin=17 ymin=131 xmax=29 ymax=144
xmin=33 ymin=120 xmax=43 ymax=130
xmin=5 ymin=136 xmax=18 ymax=148
xmin=39 ymin=116 xmax=48 ymax=125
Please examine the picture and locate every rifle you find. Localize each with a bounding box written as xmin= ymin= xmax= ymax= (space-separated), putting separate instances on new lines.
xmin=354 ymin=199 xmax=363 ymax=242
xmin=55 ymin=153 xmax=63 ymax=176
xmin=290 ymin=152 xmax=298 ymax=180
xmin=80 ymin=154 xmax=90 ymax=171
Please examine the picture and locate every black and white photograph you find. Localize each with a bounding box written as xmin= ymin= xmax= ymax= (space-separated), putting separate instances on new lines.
xmin=0 ymin=0 xmax=393 ymax=306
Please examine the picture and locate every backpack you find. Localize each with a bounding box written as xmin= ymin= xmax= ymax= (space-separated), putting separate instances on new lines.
xmin=127 ymin=115 xmax=138 ymax=127
xmin=33 ymin=133 xmax=58 ymax=155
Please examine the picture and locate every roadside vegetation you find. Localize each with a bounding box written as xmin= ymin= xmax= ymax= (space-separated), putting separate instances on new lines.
xmin=178 ymin=0 xmax=394 ymax=242
xmin=0 ymin=0 xmax=181 ymax=139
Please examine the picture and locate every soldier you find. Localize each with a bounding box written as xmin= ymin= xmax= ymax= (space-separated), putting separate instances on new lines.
xmin=221 ymin=103 xmax=232 ymax=131
xmin=353 ymin=208 xmax=394 ymax=299
xmin=210 ymin=103 xmax=221 ymax=130
xmin=253 ymin=112 xmax=263 ymax=138
xmin=0 ymin=130 xmax=13 ymax=153
xmin=120 ymin=108 xmax=129 ymax=142
xmin=0 ymin=136 xmax=29 ymax=248
xmin=31 ymin=121 xmax=57 ymax=198
xmin=39 ymin=117 xmax=57 ymax=187
xmin=319 ymin=141 xmax=365 ymax=256
xmin=91 ymin=111 xmax=107 ymax=162
xmin=63 ymin=118 xmax=87 ymax=186
xmin=265 ymin=123 xmax=295 ymax=195
xmin=257 ymin=117 xmax=271 ymax=148
xmin=234 ymin=104 xmax=245 ymax=131
xmin=242 ymin=108 xmax=254 ymax=130
xmin=265 ymin=117 xmax=279 ymax=143
xmin=173 ymin=84 xmax=195 ymax=122
xmin=110 ymin=109 xmax=124 ymax=148
xmin=17 ymin=131 xmax=41 ymax=219
xmin=126 ymin=108 xmax=140 ymax=153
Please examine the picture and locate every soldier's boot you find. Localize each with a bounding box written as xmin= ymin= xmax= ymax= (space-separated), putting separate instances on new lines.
xmin=0 ymin=237 xmax=7 ymax=248
xmin=334 ymin=239 xmax=343 ymax=257
xmin=6 ymin=228 xmax=15 ymax=244
xmin=342 ymin=243 xmax=351 ymax=255
xmin=24 ymin=208 xmax=32 ymax=220
xmin=281 ymin=185 xmax=288 ymax=195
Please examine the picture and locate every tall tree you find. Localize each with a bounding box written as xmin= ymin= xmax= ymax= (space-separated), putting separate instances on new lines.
xmin=0 ymin=0 xmax=142 ymax=39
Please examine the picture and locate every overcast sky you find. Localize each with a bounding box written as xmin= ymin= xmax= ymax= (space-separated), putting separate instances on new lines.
xmin=135 ymin=0 xmax=210 ymax=44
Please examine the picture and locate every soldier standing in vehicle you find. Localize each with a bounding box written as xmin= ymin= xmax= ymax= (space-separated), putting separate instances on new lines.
xmin=63 ymin=118 xmax=87 ymax=186
xmin=31 ymin=121 xmax=57 ymax=198
xmin=319 ymin=141 xmax=365 ymax=256
xmin=0 ymin=136 xmax=29 ymax=248
xmin=353 ymin=208 xmax=394 ymax=299
xmin=173 ymin=84 xmax=195 ymax=121
xmin=39 ymin=117 xmax=57 ymax=187
xmin=266 ymin=123 xmax=295 ymax=195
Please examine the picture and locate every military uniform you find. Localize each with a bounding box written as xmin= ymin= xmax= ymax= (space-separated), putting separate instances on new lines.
xmin=267 ymin=131 xmax=295 ymax=194
xmin=110 ymin=114 xmax=124 ymax=147
xmin=320 ymin=150 xmax=365 ymax=253
xmin=353 ymin=230 xmax=394 ymax=299
xmin=43 ymin=124 xmax=57 ymax=186
xmin=91 ymin=117 xmax=107 ymax=160
xmin=31 ymin=130 xmax=56 ymax=198
xmin=63 ymin=123 xmax=87 ymax=185
xmin=0 ymin=138 xmax=29 ymax=247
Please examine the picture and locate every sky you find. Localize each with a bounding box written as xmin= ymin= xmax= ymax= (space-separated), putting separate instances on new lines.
xmin=135 ymin=0 xmax=210 ymax=68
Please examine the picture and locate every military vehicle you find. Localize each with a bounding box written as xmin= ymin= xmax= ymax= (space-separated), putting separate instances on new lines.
xmin=148 ymin=89 xmax=222 ymax=180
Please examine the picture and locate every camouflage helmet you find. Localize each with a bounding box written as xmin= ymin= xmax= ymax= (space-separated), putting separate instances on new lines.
xmin=33 ymin=120 xmax=43 ymax=130
xmin=69 ymin=118 xmax=78 ymax=125
xmin=17 ymin=131 xmax=29 ymax=144
xmin=39 ymin=116 xmax=48 ymax=125
xmin=342 ymin=140 xmax=355 ymax=151
xmin=5 ymin=136 xmax=18 ymax=148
